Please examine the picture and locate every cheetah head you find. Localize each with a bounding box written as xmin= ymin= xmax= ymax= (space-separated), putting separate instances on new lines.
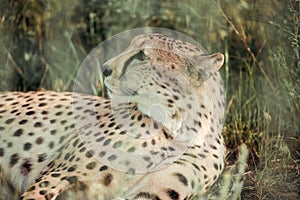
xmin=102 ymin=33 xmax=224 ymax=135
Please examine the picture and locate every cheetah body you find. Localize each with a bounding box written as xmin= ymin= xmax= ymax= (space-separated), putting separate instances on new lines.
xmin=0 ymin=33 xmax=225 ymax=200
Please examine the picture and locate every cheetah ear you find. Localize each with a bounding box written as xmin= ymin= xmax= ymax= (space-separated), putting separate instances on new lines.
xmin=197 ymin=53 xmax=224 ymax=80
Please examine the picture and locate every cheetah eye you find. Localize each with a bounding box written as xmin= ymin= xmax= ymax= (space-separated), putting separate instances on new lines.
xmin=135 ymin=50 xmax=147 ymax=61
xmin=120 ymin=50 xmax=148 ymax=77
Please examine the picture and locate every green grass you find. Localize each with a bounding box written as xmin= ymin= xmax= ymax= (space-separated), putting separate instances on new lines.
xmin=0 ymin=0 xmax=299 ymax=199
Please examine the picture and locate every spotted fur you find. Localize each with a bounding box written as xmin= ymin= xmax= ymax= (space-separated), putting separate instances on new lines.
xmin=0 ymin=33 xmax=225 ymax=200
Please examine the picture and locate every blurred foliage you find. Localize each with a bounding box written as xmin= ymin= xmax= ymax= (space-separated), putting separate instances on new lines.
xmin=0 ymin=0 xmax=299 ymax=199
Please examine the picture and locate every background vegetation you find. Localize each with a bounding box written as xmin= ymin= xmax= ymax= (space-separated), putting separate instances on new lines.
xmin=0 ymin=0 xmax=299 ymax=199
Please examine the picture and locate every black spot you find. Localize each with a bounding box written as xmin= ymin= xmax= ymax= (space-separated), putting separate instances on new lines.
xmin=113 ymin=141 xmax=122 ymax=148
xmin=13 ymin=129 xmax=23 ymax=137
xmin=213 ymin=163 xmax=219 ymax=170
xmin=7 ymin=142 xmax=13 ymax=148
xmin=191 ymin=180 xmax=195 ymax=189
xmin=143 ymin=156 xmax=150 ymax=161
xmin=50 ymin=130 xmax=57 ymax=135
xmin=50 ymin=119 xmax=56 ymax=124
xmin=162 ymin=130 xmax=173 ymax=139
xmin=38 ymin=103 xmax=47 ymax=107
xmin=54 ymin=104 xmax=62 ymax=108
xmin=151 ymin=139 xmax=156 ymax=145
xmin=66 ymin=176 xmax=78 ymax=184
xmin=26 ymin=110 xmax=35 ymax=115
xmin=47 ymin=161 xmax=55 ymax=168
xmin=107 ymin=155 xmax=117 ymax=161
xmin=153 ymin=122 xmax=159 ymax=129
xmin=191 ymin=163 xmax=200 ymax=171
xmin=198 ymin=153 xmax=206 ymax=158
xmin=5 ymin=118 xmax=15 ymax=124
xmin=75 ymin=106 xmax=83 ymax=111
xmin=193 ymin=120 xmax=201 ymax=127
xmin=96 ymin=136 xmax=105 ymax=142
xmin=48 ymin=142 xmax=54 ymax=149
xmin=45 ymin=193 xmax=54 ymax=200
xmin=167 ymin=99 xmax=174 ymax=104
xmin=135 ymin=192 xmax=152 ymax=199
xmin=68 ymin=165 xmax=77 ymax=172
xmin=55 ymin=111 xmax=63 ymax=116
xmin=167 ymin=189 xmax=179 ymax=200
xmin=99 ymin=151 xmax=106 ymax=157
xmin=19 ymin=119 xmax=28 ymax=125
xmin=142 ymin=141 xmax=147 ymax=148
xmin=41 ymin=111 xmax=48 ymax=115
xmin=39 ymin=190 xmax=47 ymax=195
xmin=173 ymin=173 xmax=188 ymax=186
xmin=10 ymin=153 xmax=19 ymax=167
xmin=127 ymin=146 xmax=135 ymax=152
xmin=38 ymin=153 xmax=46 ymax=162
xmin=23 ymin=143 xmax=32 ymax=151
xmin=201 ymin=165 xmax=207 ymax=171
xmin=86 ymin=162 xmax=97 ymax=169
xmin=182 ymin=153 xmax=197 ymax=158
xmin=103 ymin=139 xmax=111 ymax=146
xmin=0 ymin=148 xmax=4 ymax=156
xmin=127 ymin=168 xmax=135 ymax=175
xmin=20 ymin=159 xmax=32 ymax=175
xmin=168 ymin=146 xmax=175 ymax=151
xmin=34 ymin=122 xmax=42 ymax=127
xmin=39 ymin=181 xmax=50 ymax=188
xmin=36 ymin=137 xmax=44 ymax=145
xmin=99 ymin=165 xmax=108 ymax=171
xmin=51 ymin=173 xmax=61 ymax=177
xmin=103 ymin=173 xmax=113 ymax=186
xmin=72 ymin=138 xmax=79 ymax=147
xmin=27 ymin=185 xmax=35 ymax=192
xmin=137 ymin=114 xmax=143 ymax=121
xmin=213 ymin=175 xmax=217 ymax=180
xmin=85 ymin=150 xmax=94 ymax=158
xmin=69 ymin=154 xmax=76 ymax=162
xmin=108 ymin=122 xmax=115 ymax=128
xmin=21 ymin=103 xmax=30 ymax=107
xmin=213 ymin=154 xmax=219 ymax=159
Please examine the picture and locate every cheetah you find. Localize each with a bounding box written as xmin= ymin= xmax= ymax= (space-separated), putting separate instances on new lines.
xmin=0 ymin=33 xmax=225 ymax=200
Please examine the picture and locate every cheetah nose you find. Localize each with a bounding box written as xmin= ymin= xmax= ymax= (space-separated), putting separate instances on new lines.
xmin=102 ymin=64 xmax=112 ymax=77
